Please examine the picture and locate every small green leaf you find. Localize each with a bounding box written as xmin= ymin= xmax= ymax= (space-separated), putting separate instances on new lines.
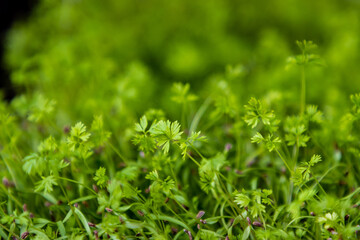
xmin=149 ymin=214 xmax=190 ymax=230
xmin=125 ymin=219 xmax=144 ymax=229
xmin=29 ymin=227 xmax=50 ymax=240
xmin=251 ymin=132 xmax=264 ymax=143
xmin=242 ymin=226 xmax=251 ymax=240
xmin=234 ymin=193 xmax=250 ymax=208
xmin=145 ymin=170 xmax=159 ymax=181
xmin=309 ymin=154 xmax=322 ymax=166
xmin=74 ymin=208 xmax=93 ymax=239
xmin=69 ymin=195 xmax=97 ymax=205
xmin=135 ymin=115 xmax=148 ymax=132
xmin=150 ymin=120 xmax=183 ymax=154
xmin=62 ymin=210 xmax=73 ymax=223
xmin=35 ymin=175 xmax=58 ymax=194
xmin=93 ymin=167 xmax=108 ymax=188
xmin=56 ymin=221 xmax=66 ymax=237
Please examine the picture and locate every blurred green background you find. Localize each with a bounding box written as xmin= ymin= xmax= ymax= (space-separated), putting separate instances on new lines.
xmin=2 ymin=0 xmax=360 ymax=126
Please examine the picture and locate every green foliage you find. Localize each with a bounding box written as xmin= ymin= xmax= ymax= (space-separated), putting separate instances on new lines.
xmin=27 ymin=95 xmax=56 ymax=123
xmin=284 ymin=119 xmax=310 ymax=147
xmin=133 ymin=116 xmax=157 ymax=153
xmin=35 ymin=175 xmax=58 ymax=194
xmin=2 ymin=0 xmax=360 ymax=238
xmin=67 ymin=123 xmax=91 ymax=149
xmin=180 ymin=131 xmax=207 ymax=160
xmin=67 ymin=122 xmax=93 ymax=160
xmin=244 ymin=97 xmax=277 ymax=129
xmin=149 ymin=120 xmax=183 ymax=154
xmin=292 ymin=155 xmax=322 ymax=186
xmin=90 ymin=115 xmax=111 ymax=147
xmin=251 ymin=132 xmax=281 ymax=152
xmin=287 ymin=40 xmax=323 ymax=67
xmin=171 ymin=82 xmax=198 ymax=105
xmin=234 ymin=189 xmax=272 ymax=218
xmin=93 ymin=167 xmax=108 ymax=189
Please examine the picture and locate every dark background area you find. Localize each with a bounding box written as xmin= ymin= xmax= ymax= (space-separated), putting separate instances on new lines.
xmin=0 ymin=0 xmax=36 ymax=101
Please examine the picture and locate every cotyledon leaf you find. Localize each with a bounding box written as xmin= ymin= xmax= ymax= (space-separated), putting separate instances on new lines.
xmin=74 ymin=208 xmax=93 ymax=239
xmin=56 ymin=221 xmax=66 ymax=237
xmin=69 ymin=195 xmax=97 ymax=205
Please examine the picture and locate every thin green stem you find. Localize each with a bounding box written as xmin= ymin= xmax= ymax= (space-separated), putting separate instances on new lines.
xmin=164 ymin=204 xmax=192 ymax=231
xmin=215 ymin=176 xmax=239 ymax=216
xmin=55 ymin=176 xmax=97 ymax=195
xmin=218 ymin=172 xmax=237 ymax=191
xmin=168 ymin=161 xmax=178 ymax=185
xmin=58 ymin=184 xmax=84 ymax=231
xmin=275 ymin=149 xmax=293 ymax=174
xmin=190 ymin=144 xmax=205 ymax=159
xmin=313 ymin=175 xmax=327 ymax=196
xmin=108 ymin=142 xmax=129 ymax=164
xmin=300 ymin=65 xmax=306 ymax=115
xmin=189 ymin=97 xmax=212 ymax=134
xmin=181 ymin=103 xmax=186 ymax=129
xmin=0 ymin=185 xmax=22 ymax=208
xmin=0 ymin=223 xmax=20 ymax=239
xmin=186 ymin=153 xmax=201 ymax=167
xmin=220 ymin=202 xmax=230 ymax=231
xmin=216 ymin=177 xmax=258 ymax=240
